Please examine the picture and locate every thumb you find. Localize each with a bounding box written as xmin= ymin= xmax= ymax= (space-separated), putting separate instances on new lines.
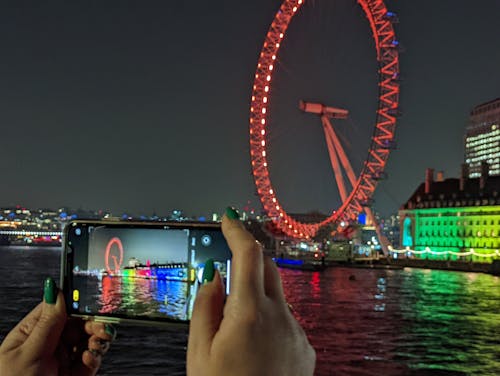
xmin=24 ymin=278 xmax=67 ymax=359
xmin=188 ymin=260 xmax=224 ymax=361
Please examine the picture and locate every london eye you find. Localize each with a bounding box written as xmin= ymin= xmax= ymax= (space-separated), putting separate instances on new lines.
xmin=249 ymin=0 xmax=400 ymax=242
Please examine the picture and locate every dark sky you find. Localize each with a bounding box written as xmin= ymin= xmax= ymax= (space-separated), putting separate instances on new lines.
xmin=1 ymin=0 xmax=499 ymax=218
xmin=88 ymin=228 xmax=188 ymax=270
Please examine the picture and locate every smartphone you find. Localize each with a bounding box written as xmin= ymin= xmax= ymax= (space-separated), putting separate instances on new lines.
xmin=61 ymin=220 xmax=232 ymax=326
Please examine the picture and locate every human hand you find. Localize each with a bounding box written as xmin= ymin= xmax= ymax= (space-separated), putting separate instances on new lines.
xmin=187 ymin=207 xmax=316 ymax=376
xmin=0 ymin=277 xmax=116 ymax=376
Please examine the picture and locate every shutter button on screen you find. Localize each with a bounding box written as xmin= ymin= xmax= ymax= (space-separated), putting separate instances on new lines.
xmin=201 ymin=235 xmax=212 ymax=247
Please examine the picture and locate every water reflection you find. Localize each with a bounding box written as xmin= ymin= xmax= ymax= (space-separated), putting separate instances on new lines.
xmin=99 ymin=275 xmax=122 ymax=313
xmin=281 ymin=267 xmax=500 ymax=375
xmin=374 ymin=277 xmax=386 ymax=311
xmin=1 ymin=248 xmax=499 ymax=375
xmin=397 ymin=269 xmax=500 ymax=374
xmin=309 ymin=271 xmax=321 ymax=299
xmin=80 ymin=275 xmax=190 ymax=320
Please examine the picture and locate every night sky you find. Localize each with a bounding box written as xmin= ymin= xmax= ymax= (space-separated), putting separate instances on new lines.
xmin=1 ymin=0 xmax=499 ymax=218
xmin=87 ymin=228 xmax=188 ymax=270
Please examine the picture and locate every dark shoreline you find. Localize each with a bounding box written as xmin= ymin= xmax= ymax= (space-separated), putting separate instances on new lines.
xmin=326 ymin=258 xmax=500 ymax=276
xmin=5 ymin=244 xmax=499 ymax=276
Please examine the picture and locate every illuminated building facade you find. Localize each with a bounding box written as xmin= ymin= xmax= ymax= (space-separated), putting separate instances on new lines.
xmin=398 ymin=168 xmax=500 ymax=263
xmin=465 ymin=98 xmax=500 ymax=178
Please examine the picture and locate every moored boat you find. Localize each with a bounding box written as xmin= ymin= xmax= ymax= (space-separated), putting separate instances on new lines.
xmin=273 ymin=257 xmax=327 ymax=271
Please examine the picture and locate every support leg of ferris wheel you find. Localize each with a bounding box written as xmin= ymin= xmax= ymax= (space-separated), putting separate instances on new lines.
xmin=322 ymin=117 xmax=390 ymax=256
xmin=321 ymin=116 xmax=357 ymax=187
xmin=300 ymin=100 xmax=351 ymax=202
xmin=300 ymin=100 xmax=391 ymax=257
xmin=322 ymin=121 xmax=348 ymax=202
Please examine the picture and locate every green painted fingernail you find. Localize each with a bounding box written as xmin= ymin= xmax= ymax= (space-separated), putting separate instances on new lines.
xmin=225 ymin=207 xmax=240 ymax=220
xmin=105 ymin=324 xmax=117 ymax=340
xmin=202 ymin=259 xmax=215 ymax=284
xmin=44 ymin=277 xmax=57 ymax=305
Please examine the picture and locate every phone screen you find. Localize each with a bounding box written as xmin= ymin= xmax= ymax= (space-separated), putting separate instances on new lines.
xmin=63 ymin=221 xmax=231 ymax=323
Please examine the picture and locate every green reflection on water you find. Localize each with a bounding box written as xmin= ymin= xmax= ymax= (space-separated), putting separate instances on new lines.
xmin=398 ymin=269 xmax=500 ymax=374
xmin=120 ymin=276 xmax=160 ymax=316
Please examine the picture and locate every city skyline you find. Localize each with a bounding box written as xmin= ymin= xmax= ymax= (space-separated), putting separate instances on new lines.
xmin=0 ymin=0 xmax=499 ymax=219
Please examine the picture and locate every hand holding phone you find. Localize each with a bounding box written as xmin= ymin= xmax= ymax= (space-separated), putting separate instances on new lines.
xmin=187 ymin=211 xmax=316 ymax=376
xmin=0 ymin=280 xmax=116 ymax=376
xmin=61 ymin=220 xmax=232 ymax=326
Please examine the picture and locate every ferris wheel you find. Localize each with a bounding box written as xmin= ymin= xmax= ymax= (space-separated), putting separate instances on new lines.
xmin=249 ymin=0 xmax=400 ymax=240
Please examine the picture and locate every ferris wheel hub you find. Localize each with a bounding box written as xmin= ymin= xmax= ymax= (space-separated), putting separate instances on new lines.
xmin=299 ymin=100 xmax=349 ymax=119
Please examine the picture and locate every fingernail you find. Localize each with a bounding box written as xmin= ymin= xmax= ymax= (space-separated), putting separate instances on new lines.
xmin=202 ymin=259 xmax=215 ymax=284
xmin=225 ymin=206 xmax=240 ymax=220
xmin=104 ymin=324 xmax=117 ymax=340
xmin=44 ymin=277 xmax=57 ymax=305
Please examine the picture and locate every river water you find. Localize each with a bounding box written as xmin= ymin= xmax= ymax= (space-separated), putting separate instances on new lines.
xmin=0 ymin=246 xmax=499 ymax=375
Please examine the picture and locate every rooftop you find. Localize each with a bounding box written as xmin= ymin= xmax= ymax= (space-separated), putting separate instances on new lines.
xmin=401 ymin=175 xmax=500 ymax=211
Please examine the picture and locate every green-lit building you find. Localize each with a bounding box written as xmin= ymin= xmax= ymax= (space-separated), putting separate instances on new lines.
xmin=398 ymin=168 xmax=500 ymax=263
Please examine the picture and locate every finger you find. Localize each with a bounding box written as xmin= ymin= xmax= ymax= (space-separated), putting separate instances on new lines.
xmin=188 ymin=271 xmax=224 ymax=363
xmin=78 ymin=349 xmax=102 ymax=376
xmin=263 ymin=256 xmax=286 ymax=304
xmin=0 ymin=303 xmax=43 ymax=352
xmin=221 ymin=210 xmax=265 ymax=298
xmin=84 ymin=321 xmax=116 ymax=341
xmin=24 ymin=280 xmax=67 ymax=359
xmin=88 ymin=335 xmax=110 ymax=356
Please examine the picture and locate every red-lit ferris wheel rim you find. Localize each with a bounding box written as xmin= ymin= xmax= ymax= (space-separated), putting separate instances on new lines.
xmin=249 ymin=0 xmax=400 ymax=239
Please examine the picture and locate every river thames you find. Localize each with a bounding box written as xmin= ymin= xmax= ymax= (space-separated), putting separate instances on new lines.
xmin=0 ymin=246 xmax=499 ymax=375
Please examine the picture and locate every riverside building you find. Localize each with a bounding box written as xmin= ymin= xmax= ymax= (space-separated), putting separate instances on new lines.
xmin=465 ymin=98 xmax=500 ymax=178
xmin=398 ymin=167 xmax=500 ymax=263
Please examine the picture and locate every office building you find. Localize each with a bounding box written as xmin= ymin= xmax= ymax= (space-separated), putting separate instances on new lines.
xmin=465 ymin=98 xmax=500 ymax=178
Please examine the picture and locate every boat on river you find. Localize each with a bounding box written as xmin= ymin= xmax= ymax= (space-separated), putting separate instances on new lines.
xmin=273 ymin=257 xmax=327 ymax=271
xmin=271 ymin=242 xmax=327 ymax=271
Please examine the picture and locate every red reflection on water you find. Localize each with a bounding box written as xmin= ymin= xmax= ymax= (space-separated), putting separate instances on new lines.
xmin=309 ymin=271 xmax=321 ymax=299
xmin=99 ymin=276 xmax=122 ymax=314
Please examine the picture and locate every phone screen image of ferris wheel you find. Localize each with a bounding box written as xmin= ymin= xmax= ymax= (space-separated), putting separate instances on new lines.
xmin=68 ymin=224 xmax=232 ymax=323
